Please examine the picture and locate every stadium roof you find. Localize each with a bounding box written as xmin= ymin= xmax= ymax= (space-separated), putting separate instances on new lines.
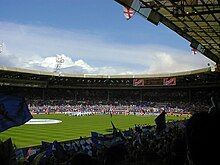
xmin=115 ymin=0 xmax=220 ymax=63
xmin=0 ymin=65 xmax=214 ymax=78
xmin=0 ymin=66 xmax=219 ymax=88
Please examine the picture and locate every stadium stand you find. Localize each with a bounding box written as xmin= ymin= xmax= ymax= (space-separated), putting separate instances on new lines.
xmin=0 ymin=0 xmax=219 ymax=163
xmin=0 ymin=66 xmax=219 ymax=164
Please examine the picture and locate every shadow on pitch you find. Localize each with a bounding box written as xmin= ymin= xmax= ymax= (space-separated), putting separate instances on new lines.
xmin=104 ymin=128 xmax=122 ymax=132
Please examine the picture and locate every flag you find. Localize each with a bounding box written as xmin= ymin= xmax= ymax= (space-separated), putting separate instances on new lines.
xmin=0 ymin=94 xmax=32 ymax=132
xmin=191 ymin=48 xmax=197 ymax=55
xmin=155 ymin=110 xmax=166 ymax=133
xmin=41 ymin=140 xmax=67 ymax=162
xmin=123 ymin=7 xmax=135 ymax=20
xmin=163 ymin=77 xmax=176 ymax=86
xmin=91 ymin=132 xmax=104 ymax=144
xmin=52 ymin=141 xmax=67 ymax=162
xmin=0 ymin=138 xmax=16 ymax=164
xmin=111 ymin=121 xmax=126 ymax=141
xmin=133 ymin=79 xmax=144 ymax=86
xmin=111 ymin=121 xmax=118 ymax=136
xmin=91 ymin=132 xmax=108 ymax=149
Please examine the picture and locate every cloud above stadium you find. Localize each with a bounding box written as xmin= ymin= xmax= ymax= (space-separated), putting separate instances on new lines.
xmin=0 ymin=21 xmax=213 ymax=75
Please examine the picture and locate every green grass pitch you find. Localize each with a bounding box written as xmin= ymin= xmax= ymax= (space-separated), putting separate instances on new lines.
xmin=0 ymin=114 xmax=187 ymax=148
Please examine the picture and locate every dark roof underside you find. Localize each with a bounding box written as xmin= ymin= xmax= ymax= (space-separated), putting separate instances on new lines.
xmin=115 ymin=0 xmax=220 ymax=63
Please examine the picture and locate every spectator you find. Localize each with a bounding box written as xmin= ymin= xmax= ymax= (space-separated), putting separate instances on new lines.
xmin=186 ymin=104 xmax=220 ymax=165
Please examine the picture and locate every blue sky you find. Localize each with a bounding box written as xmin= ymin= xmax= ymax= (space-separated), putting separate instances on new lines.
xmin=0 ymin=0 xmax=212 ymax=74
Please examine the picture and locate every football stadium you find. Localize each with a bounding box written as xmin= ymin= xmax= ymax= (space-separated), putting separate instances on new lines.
xmin=0 ymin=0 xmax=220 ymax=165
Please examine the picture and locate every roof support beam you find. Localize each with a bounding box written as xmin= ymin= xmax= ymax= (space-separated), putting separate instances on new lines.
xmin=114 ymin=0 xmax=219 ymax=63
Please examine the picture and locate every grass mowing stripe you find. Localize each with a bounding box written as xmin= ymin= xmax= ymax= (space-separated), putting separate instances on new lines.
xmin=0 ymin=114 xmax=188 ymax=148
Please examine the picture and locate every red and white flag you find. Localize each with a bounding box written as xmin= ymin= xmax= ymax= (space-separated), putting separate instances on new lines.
xmin=133 ymin=79 xmax=144 ymax=86
xmin=123 ymin=7 xmax=135 ymax=20
xmin=163 ymin=77 xmax=176 ymax=86
xmin=191 ymin=48 xmax=197 ymax=55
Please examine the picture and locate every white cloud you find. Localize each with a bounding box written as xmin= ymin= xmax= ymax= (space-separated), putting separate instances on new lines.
xmin=33 ymin=54 xmax=74 ymax=69
xmin=29 ymin=54 xmax=97 ymax=73
xmin=0 ymin=21 xmax=214 ymax=75
xmin=74 ymin=59 xmax=95 ymax=72
xmin=28 ymin=53 xmax=137 ymax=74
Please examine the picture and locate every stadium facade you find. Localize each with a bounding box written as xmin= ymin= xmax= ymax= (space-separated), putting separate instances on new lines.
xmin=0 ymin=66 xmax=219 ymax=105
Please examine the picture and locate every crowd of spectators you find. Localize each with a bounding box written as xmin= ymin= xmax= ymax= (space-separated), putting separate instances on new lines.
xmin=3 ymin=120 xmax=187 ymax=165
xmin=23 ymin=88 xmax=216 ymax=115
xmin=27 ymin=100 xmax=194 ymax=116
xmin=27 ymin=97 xmax=210 ymax=116
xmin=3 ymin=103 xmax=219 ymax=165
xmin=1 ymin=88 xmax=219 ymax=164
